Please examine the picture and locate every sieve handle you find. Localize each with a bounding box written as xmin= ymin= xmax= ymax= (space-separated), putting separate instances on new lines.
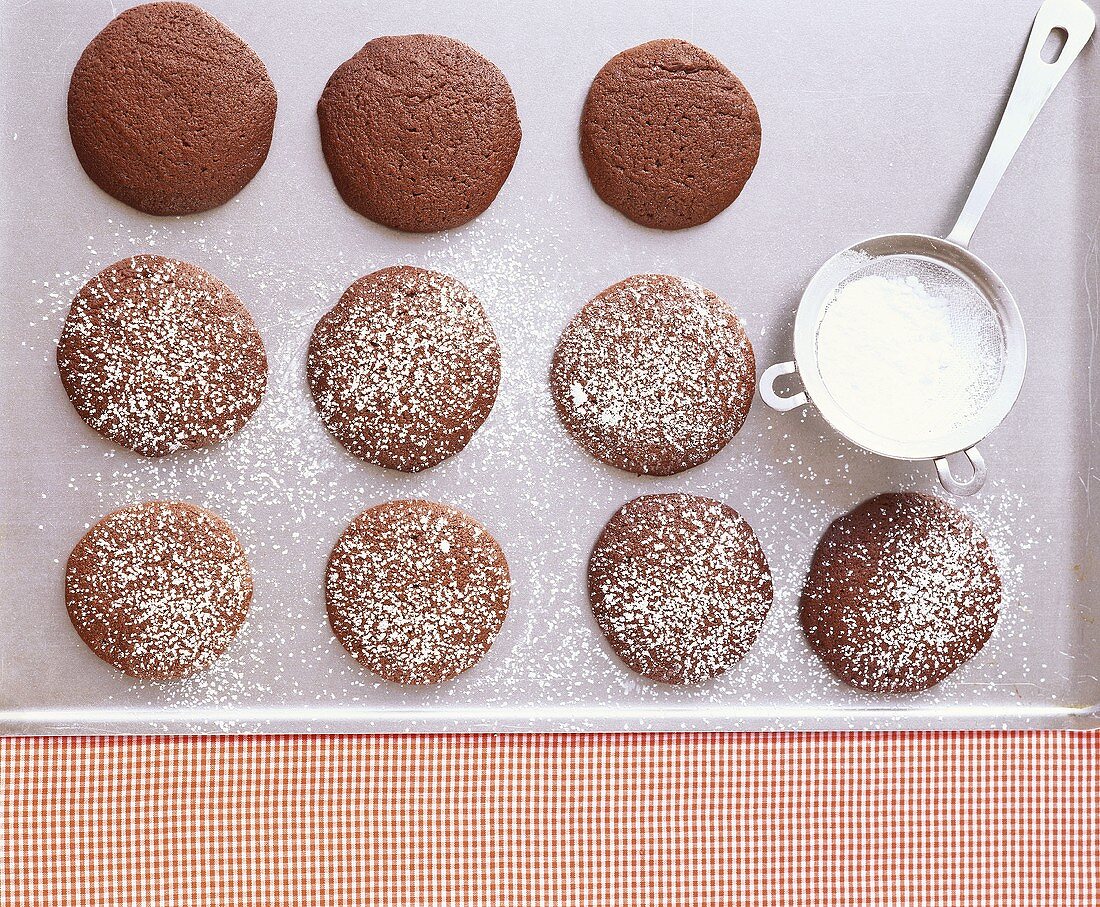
xmin=946 ymin=0 xmax=1095 ymax=248
xmin=759 ymin=361 xmax=808 ymax=412
xmin=935 ymin=447 xmax=987 ymax=496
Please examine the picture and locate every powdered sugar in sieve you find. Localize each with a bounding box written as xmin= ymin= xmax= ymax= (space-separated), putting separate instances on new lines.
xmin=814 ymin=255 xmax=1007 ymax=443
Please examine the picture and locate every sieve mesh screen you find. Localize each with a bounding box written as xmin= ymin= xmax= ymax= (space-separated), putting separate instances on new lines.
xmin=814 ymin=254 xmax=1007 ymax=444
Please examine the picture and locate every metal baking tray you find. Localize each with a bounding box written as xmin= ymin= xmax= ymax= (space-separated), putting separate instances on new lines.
xmin=1 ymin=0 xmax=1097 ymax=733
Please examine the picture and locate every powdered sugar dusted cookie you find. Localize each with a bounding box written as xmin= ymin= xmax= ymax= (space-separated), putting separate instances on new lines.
xmin=550 ymin=274 xmax=755 ymax=475
xmin=307 ymin=266 xmax=500 ymax=472
xmin=588 ymin=493 xmax=773 ymax=684
xmin=57 ymin=255 xmax=268 ymax=457
xmin=66 ymin=501 xmax=253 ymax=682
xmin=800 ymin=493 xmax=1001 ymax=694
xmin=326 ymin=500 xmax=511 ymax=685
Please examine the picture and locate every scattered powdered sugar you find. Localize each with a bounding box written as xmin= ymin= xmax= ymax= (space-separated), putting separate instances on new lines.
xmin=815 ymin=259 xmax=1006 ymax=443
xmin=326 ymin=500 xmax=511 ymax=686
xmin=4 ymin=209 xmax=1064 ymax=730
xmin=307 ymin=265 xmax=500 ymax=472
xmin=549 ymin=274 xmax=755 ymax=475
xmin=64 ymin=501 xmax=252 ymax=682
xmin=589 ymin=493 xmax=773 ymax=685
xmin=56 ymin=254 xmax=267 ymax=457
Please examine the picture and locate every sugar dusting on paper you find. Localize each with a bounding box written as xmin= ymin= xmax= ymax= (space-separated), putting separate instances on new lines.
xmin=15 ymin=218 xmax=1052 ymax=731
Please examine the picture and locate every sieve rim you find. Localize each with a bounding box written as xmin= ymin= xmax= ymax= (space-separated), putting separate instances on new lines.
xmin=791 ymin=233 xmax=1028 ymax=461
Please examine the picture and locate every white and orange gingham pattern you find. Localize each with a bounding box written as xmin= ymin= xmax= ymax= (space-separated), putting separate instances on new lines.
xmin=1 ymin=731 xmax=1097 ymax=906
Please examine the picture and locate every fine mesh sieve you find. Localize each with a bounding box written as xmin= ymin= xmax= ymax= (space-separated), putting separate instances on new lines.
xmin=815 ymin=255 xmax=1008 ymax=445
xmin=761 ymin=0 xmax=1094 ymax=495
xmin=763 ymin=235 xmax=1026 ymax=494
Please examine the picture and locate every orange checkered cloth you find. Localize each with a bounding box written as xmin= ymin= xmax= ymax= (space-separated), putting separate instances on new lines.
xmin=1 ymin=732 xmax=1096 ymax=905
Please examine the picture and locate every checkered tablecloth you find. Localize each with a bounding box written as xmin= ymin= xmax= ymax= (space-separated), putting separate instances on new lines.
xmin=1 ymin=732 xmax=1096 ymax=906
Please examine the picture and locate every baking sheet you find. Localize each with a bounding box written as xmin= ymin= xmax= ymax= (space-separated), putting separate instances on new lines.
xmin=1 ymin=0 xmax=1097 ymax=733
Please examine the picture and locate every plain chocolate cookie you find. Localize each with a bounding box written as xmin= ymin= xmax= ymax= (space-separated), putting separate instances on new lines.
xmin=68 ymin=2 xmax=277 ymax=216
xmin=800 ymin=493 xmax=1001 ymax=694
xmin=580 ymin=38 xmax=761 ymax=229
xmin=57 ymin=255 xmax=268 ymax=457
xmin=550 ymin=274 xmax=756 ymax=476
xmin=326 ymin=500 xmax=511 ymax=685
xmin=589 ymin=494 xmax=773 ymax=685
xmin=307 ymin=266 xmax=500 ymax=472
xmin=66 ymin=501 xmax=253 ymax=682
xmin=317 ymin=34 xmax=521 ymax=232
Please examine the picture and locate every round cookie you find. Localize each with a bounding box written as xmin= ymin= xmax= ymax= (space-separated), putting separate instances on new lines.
xmin=68 ymin=2 xmax=277 ymax=216
xmin=66 ymin=501 xmax=253 ymax=682
xmin=580 ymin=39 xmax=761 ymax=229
xmin=57 ymin=255 xmax=268 ymax=457
xmin=800 ymin=493 xmax=1001 ymax=694
xmin=588 ymin=494 xmax=773 ymax=685
xmin=550 ymin=274 xmax=756 ymax=476
xmin=317 ymin=34 xmax=521 ymax=232
xmin=326 ymin=500 xmax=511 ymax=685
xmin=307 ymin=266 xmax=500 ymax=472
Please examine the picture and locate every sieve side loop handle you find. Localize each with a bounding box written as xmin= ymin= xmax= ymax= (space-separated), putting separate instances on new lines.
xmin=759 ymin=361 xmax=808 ymax=412
xmin=935 ymin=447 xmax=987 ymax=496
xmin=946 ymin=0 xmax=1095 ymax=248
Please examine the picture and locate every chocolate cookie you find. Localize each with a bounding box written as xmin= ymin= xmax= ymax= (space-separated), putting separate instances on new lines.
xmin=326 ymin=500 xmax=511 ymax=685
xmin=66 ymin=501 xmax=253 ymax=682
xmin=307 ymin=266 xmax=500 ymax=472
xmin=57 ymin=255 xmax=268 ymax=457
xmin=68 ymin=2 xmax=277 ymax=216
xmin=800 ymin=493 xmax=1001 ymax=694
xmin=550 ymin=274 xmax=756 ymax=476
xmin=317 ymin=34 xmax=521 ymax=232
xmin=588 ymin=494 xmax=773 ymax=685
xmin=580 ymin=39 xmax=761 ymax=229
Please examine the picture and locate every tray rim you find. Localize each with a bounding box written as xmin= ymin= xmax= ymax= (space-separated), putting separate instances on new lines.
xmin=4 ymin=702 xmax=1099 ymax=735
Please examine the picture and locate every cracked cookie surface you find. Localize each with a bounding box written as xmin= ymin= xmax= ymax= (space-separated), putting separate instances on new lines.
xmin=580 ymin=38 xmax=760 ymax=229
xmin=550 ymin=274 xmax=755 ymax=476
xmin=317 ymin=34 xmax=521 ymax=233
xmin=66 ymin=501 xmax=253 ymax=682
xmin=800 ymin=493 xmax=1001 ymax=694
xmin=307 ymin=266 xmax=500 ymax=472
xmin=326 ymin=499 xmax=511 ymax=685
xmin=68 ymin=1 xmax=277 ymax=215
xmin=57 ymin=255 xmax=268 ymax=458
